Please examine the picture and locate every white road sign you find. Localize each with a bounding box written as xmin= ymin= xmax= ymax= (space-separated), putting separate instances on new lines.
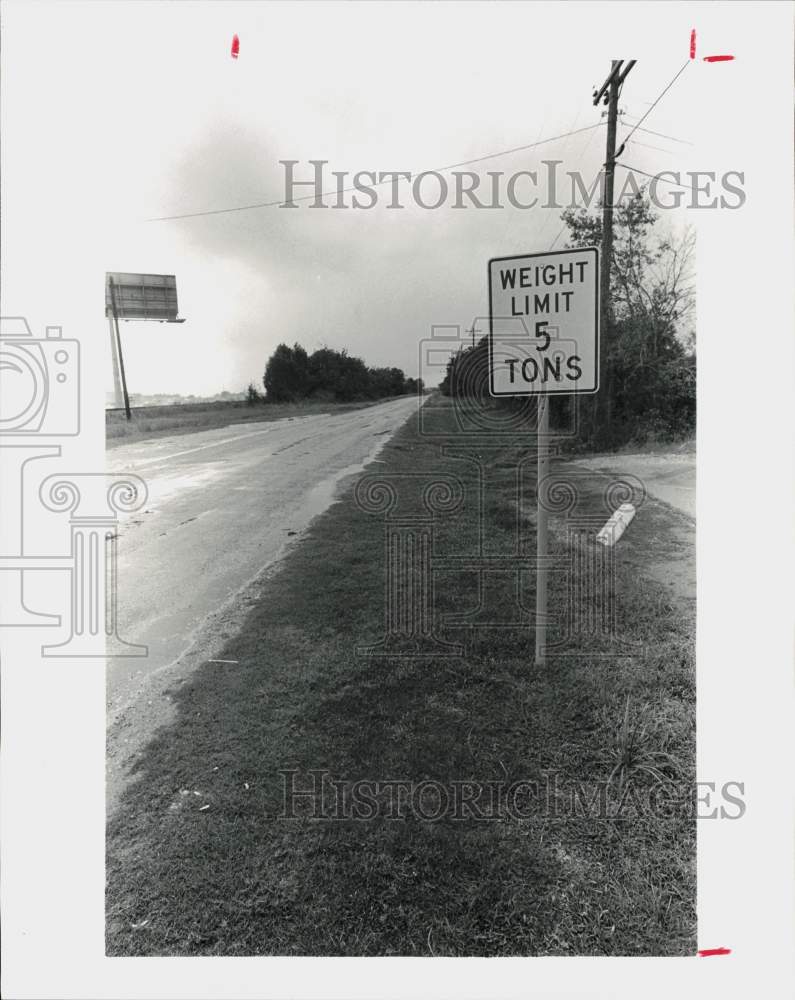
xmin=488 ymin=247 xmax=599 ymax=396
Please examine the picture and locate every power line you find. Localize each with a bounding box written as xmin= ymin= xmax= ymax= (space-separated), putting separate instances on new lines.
xmin=625 ymin=137 xmax=682 ymax=156
xmin=620 ymin=118 xmax=693 ymax=146
xmin=615 ymin=161 xmax=697 ymax=189
xmin=430 ymin=122 xmax=602 ymax=174
xmin=545 ymin=118 xmax=603 ymax=251
xmin=147 ymin=122 xmax=605 ymax=222
xmin=618 ymin=61 xmax=690 ymax=154
xmin=537 ymin=105 xmax=592 ymax=246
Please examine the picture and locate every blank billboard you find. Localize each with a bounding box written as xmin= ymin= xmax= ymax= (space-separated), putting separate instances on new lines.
xmin=105 ymin=273 xmax=181 ymax=321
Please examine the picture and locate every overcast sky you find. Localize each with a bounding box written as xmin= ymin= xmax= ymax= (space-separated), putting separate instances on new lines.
xmin=2 ymin=1 xmax=736 ymax=397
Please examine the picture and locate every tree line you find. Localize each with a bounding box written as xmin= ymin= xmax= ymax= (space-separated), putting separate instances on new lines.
xmin=249 ymin=344 xmax=423 ymax=404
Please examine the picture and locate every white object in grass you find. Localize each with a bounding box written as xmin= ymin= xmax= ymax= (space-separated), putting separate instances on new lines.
xmin=596 ymin=503 xmax=636 ymax=546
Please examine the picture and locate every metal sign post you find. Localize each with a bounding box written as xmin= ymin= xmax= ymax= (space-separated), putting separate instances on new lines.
xmin=487 ymin=247 xmax=600 ymax=666
xmin=535 ymin=394 xmax=550 ymax=665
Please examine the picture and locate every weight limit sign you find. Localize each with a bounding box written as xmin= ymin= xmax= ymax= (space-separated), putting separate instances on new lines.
xmin=488 ymin=247 xmax=599 ymax=397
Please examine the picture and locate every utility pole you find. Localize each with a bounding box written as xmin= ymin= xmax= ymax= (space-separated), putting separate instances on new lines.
xmin=466 ymin=323 xmax=479 ymax=349
xmin=592 ymin=59 xmax=635 ymax=440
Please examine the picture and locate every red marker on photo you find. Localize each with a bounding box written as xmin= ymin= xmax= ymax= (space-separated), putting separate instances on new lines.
xmin=231 ymin=34 xmax=240 ymax=59
xmin=691 ymin=27 xmax=734 ymax=63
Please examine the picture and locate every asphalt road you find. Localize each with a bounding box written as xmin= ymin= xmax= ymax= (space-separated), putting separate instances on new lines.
xmin=106 ymin=396 xmax=418 ymax=728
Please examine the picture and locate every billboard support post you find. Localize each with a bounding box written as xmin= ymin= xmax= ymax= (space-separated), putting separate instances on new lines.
xmin=107 ymin=315 xmax=124 ymax=410
xmin=108 ymin=277 xmax=132 ymax=421
xmin=535 ymin=395 xmax=549 ymax=666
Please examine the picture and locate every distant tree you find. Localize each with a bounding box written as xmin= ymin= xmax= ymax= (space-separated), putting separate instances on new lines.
xmin=307 ymin=347 xmax=369 ymax=400
xmin=246 ymin=382 xmax=262 ymax=406
xmin=336 ymin=352 xmax=371 ymax=401
xmin=263 ymin=342 xmax=412 ymax=404
xmin=306 ymin=346 xmax=342 ymax=398
xmin=263 ymin=343 xmax=310 ymax=402
xmin=369 ymin=366 xmax=407 ymax=398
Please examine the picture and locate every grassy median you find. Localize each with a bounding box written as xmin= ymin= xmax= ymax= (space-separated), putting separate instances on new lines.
xmin=106 ymin=395 xmax=696 ymax=956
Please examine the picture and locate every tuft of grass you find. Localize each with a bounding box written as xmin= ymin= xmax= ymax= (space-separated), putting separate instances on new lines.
xmin=596 ymin=696 xmax=685 ymax=791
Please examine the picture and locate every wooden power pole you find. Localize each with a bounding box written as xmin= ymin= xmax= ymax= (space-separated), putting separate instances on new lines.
xmin=592 ymin=59 xmax=635 ymax=439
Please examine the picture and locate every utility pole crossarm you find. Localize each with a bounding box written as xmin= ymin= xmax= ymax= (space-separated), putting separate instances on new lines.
xmin=593 ymin=58 xmax=635 ymax=106
xmin=617 ymin=59 xmax=636 ymax=85
xmin=593 ymin=60 xmax=623 ymax=106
